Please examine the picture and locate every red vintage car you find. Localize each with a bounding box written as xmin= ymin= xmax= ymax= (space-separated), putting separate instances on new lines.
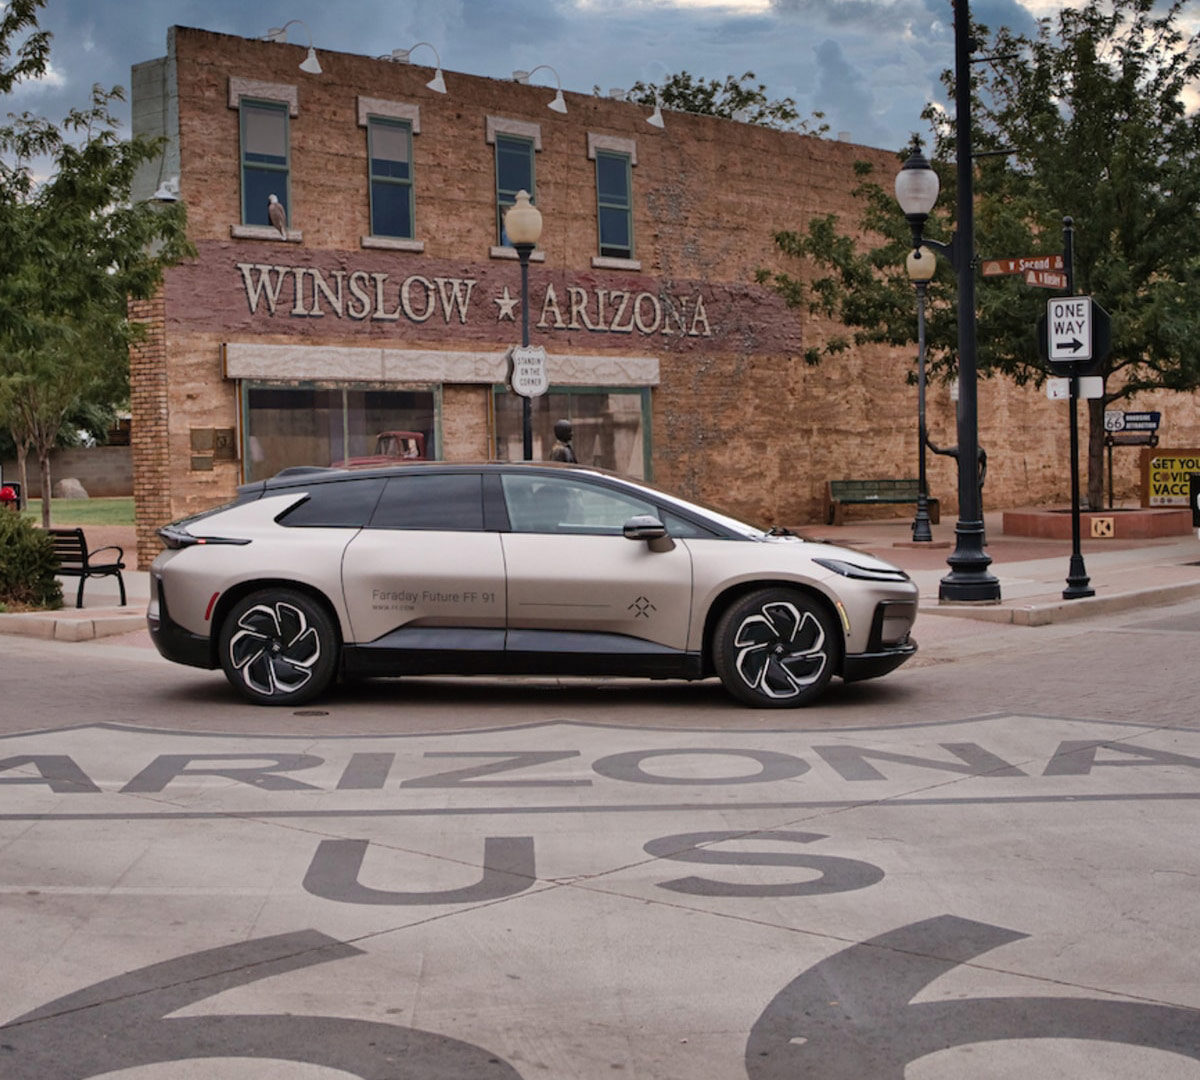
xmin=332 ymin=431 xmax=426 ymax=468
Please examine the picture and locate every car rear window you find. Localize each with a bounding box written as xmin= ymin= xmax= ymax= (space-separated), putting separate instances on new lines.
xmin=369 ymin=473 xmax=484 ymax=530
xmin=276 ymin=478 xmax=386 ymax=528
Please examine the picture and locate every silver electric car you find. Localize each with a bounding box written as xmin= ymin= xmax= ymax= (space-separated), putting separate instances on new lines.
xmin=148 ymin=463 xmax=919 ymax=707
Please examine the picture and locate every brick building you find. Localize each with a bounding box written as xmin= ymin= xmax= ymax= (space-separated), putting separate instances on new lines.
xmin=128 ymin=26 xmax=1197 ymax=567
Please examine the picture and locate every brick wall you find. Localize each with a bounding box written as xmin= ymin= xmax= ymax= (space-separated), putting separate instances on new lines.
xmin=129 ymin=292 xmax=173 ymax=567
xmin=132 ymin=27 xmax=1200 ymax=541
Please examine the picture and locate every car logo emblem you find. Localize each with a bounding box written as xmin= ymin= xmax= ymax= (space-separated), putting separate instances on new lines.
xmin=629 ymin=596 xmax=656 ymax=618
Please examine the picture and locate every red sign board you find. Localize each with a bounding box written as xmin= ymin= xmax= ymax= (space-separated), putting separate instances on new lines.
xmin=981 ymin=254 xmax=1065 ymax=277
xmin=1024 ymin=269 xmax=1068 ymax=290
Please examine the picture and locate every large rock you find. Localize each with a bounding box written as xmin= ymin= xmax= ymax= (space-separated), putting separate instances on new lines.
xmin=53 ymin=477 xmax=89 ymax=499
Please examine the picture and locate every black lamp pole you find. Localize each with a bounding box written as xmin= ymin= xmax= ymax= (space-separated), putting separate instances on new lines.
xmin=516 ymin=240 xmax=534 ymax=460
xmin=937 ymin=0 xmax=999 ymax=602
xmin=1061 ymin=216 xmax=1094 ymax=598
xmin=504 ymin=189 xmax=543 ymax=462
xmin=896 ymin=1 xmax=1001 ymax=599
xmin=912 ymin=275 xmax=934 ymax=542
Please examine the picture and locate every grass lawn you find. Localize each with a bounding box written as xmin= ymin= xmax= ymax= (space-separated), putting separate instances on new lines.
xmin=21 ymin=497 xmax=135 ymax=527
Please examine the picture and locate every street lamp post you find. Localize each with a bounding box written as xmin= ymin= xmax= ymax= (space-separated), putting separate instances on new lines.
xmin=503 ymin=190 xmax=543 ymax=460
xmin=892 ymin=0 xmax=1001 ymax=602
xmin=905 ymin=246 xmax=936 ymax=543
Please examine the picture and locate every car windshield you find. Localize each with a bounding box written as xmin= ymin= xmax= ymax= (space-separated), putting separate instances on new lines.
xmin=612 ymin=475 xmax=769 ymax=539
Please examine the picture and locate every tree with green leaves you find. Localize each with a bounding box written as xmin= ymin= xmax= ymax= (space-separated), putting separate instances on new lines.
xmin=759 ymin=0 xmax=1200 ymax=507
xmin=618 ymin=70 xmax=828 ymax=134
xmin=1 ymin=2 xmax=193 ymax=525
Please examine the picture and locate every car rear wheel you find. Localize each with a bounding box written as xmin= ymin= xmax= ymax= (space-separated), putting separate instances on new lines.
xmin=218 ymin=588 xmax=338 ymax=706
xmin=712 ymin=588 xmax=839 ymax=707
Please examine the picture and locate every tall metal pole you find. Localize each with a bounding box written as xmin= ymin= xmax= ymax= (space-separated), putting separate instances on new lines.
xmin=1061 ymin=216 xmax=1094 ymax=598
xmin=912 ymin=280 xmax=934 ymax=542
xmin=939 ymin=0 xmax=1001 ymax=602
xmin=517 ymin=242 xmax=534 ymax=460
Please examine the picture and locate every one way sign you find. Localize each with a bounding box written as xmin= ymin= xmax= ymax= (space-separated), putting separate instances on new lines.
xmin=1047 ymin=296 xmax=1093 ymax=363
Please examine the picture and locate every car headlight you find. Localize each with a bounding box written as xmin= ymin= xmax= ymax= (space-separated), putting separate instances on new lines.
xmin=813 ymin=557 xmax=910 ymax=583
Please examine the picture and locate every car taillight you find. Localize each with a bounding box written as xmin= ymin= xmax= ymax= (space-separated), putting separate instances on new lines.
xmin=157 ymin=525 xmax=251 ymax=549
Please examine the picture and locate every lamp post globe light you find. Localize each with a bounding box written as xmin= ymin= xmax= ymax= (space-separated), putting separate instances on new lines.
xmin=503 ymin=190 xmax=543 ymax=460
xmin=905 ymin=245 xmax=936 ymax=543
xmin=891 ymin=0 xmax=1001 ymax=603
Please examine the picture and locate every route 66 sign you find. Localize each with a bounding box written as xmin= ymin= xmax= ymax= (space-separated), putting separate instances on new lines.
xmin=510 ymin=345 xmax=548 ymax=398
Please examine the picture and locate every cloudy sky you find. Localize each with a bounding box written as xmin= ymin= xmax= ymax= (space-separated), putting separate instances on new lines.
xmin=3 ymin=0 xmax=1190 ymax=153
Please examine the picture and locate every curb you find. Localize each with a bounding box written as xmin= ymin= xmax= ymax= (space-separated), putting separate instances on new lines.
xmin=0 ymin=607 xmax=145 ymax=642
xmin=922 ymin=579 xmax=1200 ymax=626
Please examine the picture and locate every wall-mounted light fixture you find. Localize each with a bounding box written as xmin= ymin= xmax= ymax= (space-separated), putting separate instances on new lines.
xmin=265 ymin=20 xmax=322 ymax=74
xmin=646 ymin=97 xmax=665 ymax=129
xmin=386 ymin=42 xmax=447 ymax=94
xmin=153 ymin=176 xmax=180 ymax=202
xmin=513 ymin=65 xmax=567 ymax=114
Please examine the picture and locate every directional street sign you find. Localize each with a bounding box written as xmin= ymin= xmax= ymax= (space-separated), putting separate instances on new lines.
xmin=981 ymin=253 xmax=1064 ymax=277
xmin=1037 ymin=298 xmax=1111 ymax=376
xmin=1104 ymin=410 xmax=1161 ymax=433
xmin=1047 ymin=296 xmax=1093 ymax=363
xmin=1024 ymin=268 xmax=1068 ymax=290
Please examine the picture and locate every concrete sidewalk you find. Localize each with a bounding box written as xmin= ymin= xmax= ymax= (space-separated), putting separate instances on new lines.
xmin=1 ymin=512 xmax=1197 ymax=642
xmin=806 ymin=511 xmax=1200 ymax=626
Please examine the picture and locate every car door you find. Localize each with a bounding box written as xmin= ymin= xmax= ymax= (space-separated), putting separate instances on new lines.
xmin=340 ymin=472 xmax=505 ymax=652
xmin=498 ymin=472 xmax=694 ymax=657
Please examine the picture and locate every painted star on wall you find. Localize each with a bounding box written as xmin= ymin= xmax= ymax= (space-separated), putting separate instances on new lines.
xmin=493 ymin=286 xmax=519 ymax=321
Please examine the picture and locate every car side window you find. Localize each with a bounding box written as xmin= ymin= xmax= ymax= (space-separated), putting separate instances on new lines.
xmin=275 ymin=478 xmax=386 ymax=528
xmin=501 ymin=474 xmax=654 ymax=534
xmin=660 ymin=510 xmax=719 ymax=539
xmin=369 ymin=473 xmax=484 ymax=530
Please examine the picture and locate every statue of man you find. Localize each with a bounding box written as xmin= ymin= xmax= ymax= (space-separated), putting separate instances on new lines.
xmin=548 ymin=419 xmax=577 ymax=463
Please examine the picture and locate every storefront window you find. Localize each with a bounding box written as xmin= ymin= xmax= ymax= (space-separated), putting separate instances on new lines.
xmin=492 ymin=388 xmax=651 ymax=479
xmin=243 ymin=385 xmax=437 ymax=482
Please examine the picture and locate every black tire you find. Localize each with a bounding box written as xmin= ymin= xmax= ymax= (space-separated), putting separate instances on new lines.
xmin=218 ymin=588 xmax=338 ymax=706
xmin=712 ymin=588 xmax=840 ymax=708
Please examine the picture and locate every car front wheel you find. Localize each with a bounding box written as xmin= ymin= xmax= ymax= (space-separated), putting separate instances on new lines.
xmin=218 ymin=588 xmax=338 ymax=706
xmin=712 ymin=588 xmax=839 ymax=708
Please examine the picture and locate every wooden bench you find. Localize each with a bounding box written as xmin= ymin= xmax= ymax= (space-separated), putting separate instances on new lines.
xmin=826 ymin=479 xmax=939 ymax=526
xmin=48 ymin=528 xmax=127 ymax=608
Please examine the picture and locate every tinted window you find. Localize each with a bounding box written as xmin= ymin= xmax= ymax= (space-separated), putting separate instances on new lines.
xmin=369 ymin=474 xmax=484 ymax=530
xmin=276 ymin=478 xmax=385 ymax=528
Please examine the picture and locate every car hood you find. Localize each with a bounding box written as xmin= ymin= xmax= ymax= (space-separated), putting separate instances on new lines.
xmin=756 ymin=533 xmax=910 ymax=576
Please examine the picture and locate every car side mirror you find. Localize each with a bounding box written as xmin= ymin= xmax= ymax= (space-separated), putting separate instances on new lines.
xmin=623 ymin=514 xmax=675 ymax=553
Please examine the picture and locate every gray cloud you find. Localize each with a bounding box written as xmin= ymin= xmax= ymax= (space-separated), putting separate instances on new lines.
xmin=1 ymin=0 xmax=1055 ymax=156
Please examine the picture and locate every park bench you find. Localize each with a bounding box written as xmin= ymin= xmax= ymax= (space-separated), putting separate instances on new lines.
xmin=48 ymin=527 xmax=127 ymax=608
xmin=825 ymin=479 xmax=939 ymax=526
